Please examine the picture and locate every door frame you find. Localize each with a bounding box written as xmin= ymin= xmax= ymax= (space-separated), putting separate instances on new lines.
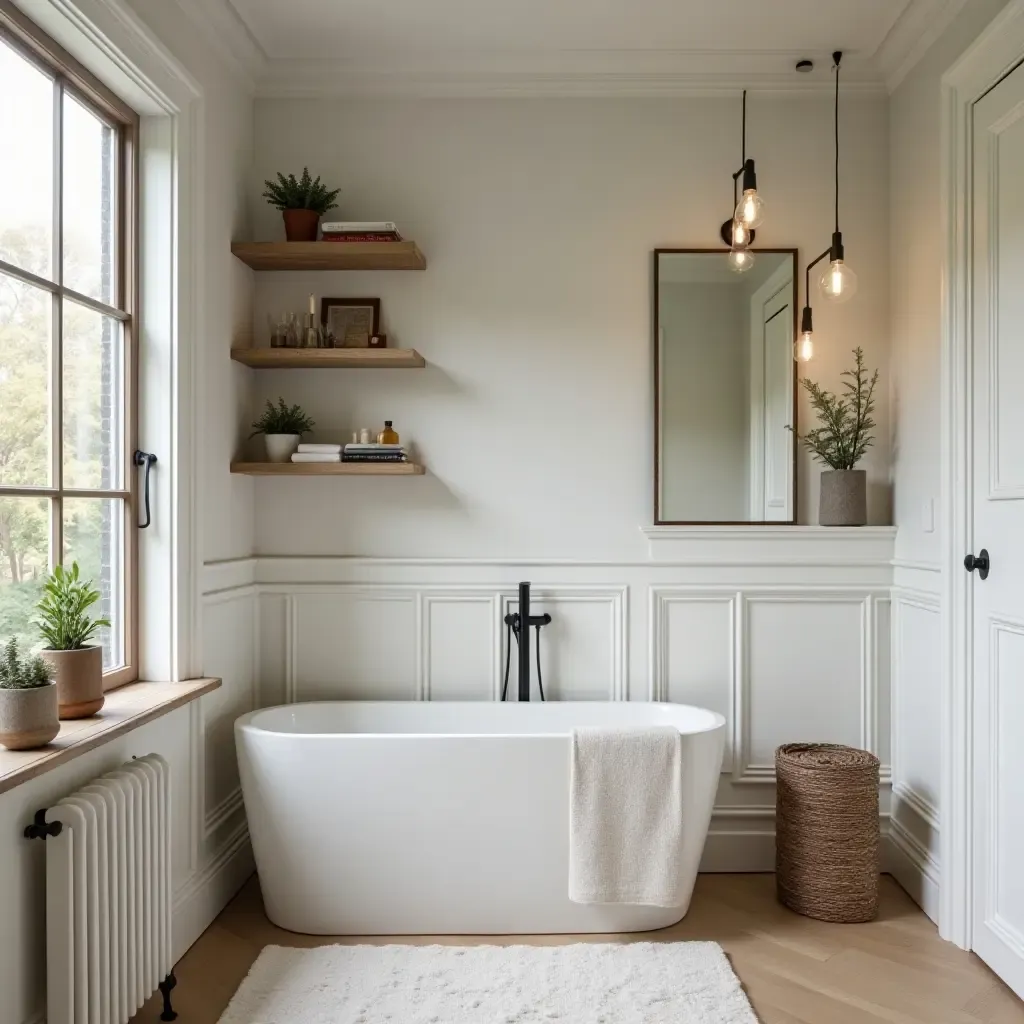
xmin=940 ymin=0 xmax=1024 ymax=949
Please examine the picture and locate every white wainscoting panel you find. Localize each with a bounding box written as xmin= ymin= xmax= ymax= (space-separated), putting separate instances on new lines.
xmin=503 ymin=587 xmax=627 ymax=701
xmin=424 ymin=592 xmax=500 ymax=700
xmin=892 ymin=590 xmax=942 ymax=820
xmin=291 ymin=590 xmax=420 ymax=701
xmin=742 ymin=592 xmax=870 ymax=780
xmin=650 ymin=590 xmax=738 ymax=771
xmin=890 ymin=585 xmax=942 ymax=921
xmin=200 ymin=589 xmax=258 ymax=842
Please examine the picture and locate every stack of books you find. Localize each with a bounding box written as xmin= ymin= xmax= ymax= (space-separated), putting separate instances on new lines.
xmin=342 ymin=443 xmax=408 ymax=464
xmin=291 ymin=443 xmax=341 ymax=463
xmin=320 ymin=221 xmax=403 ymax=243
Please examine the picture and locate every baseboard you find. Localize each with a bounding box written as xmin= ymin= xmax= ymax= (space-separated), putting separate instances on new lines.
xmin=172 ymin=825 xmax=255 ymax=960
xmin=885 ymin=820 xmax=940 ymax=923
xmin=701 ymin=828 xmax=777 ymax=871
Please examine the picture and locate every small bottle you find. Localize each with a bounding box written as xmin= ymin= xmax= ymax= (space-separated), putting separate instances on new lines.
xmin=378 ymin=420 xmax=399 ymax=445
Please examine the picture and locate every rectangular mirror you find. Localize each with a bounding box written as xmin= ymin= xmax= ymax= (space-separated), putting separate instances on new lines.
xmin=654 ymin=249 xmax=797 ymax=524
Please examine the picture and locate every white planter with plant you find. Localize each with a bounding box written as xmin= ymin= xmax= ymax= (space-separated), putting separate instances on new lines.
xmin=791 ymin=347 xmax=878 ymax=527
xmin=250 ymin=398 xmax=316 ymax=463
xmin=38 ymin=561 xmax=111 ymax=719
xmin=0 ymin=638 xmax=59 ymax=750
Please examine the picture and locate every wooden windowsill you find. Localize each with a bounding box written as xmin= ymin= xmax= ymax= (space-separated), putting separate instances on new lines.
xmin=0 ymin=677 xmax=221 ymax=796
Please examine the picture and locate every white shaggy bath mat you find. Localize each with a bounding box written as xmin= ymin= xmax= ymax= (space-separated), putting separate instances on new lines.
xmin=217 ymin=941 xmax=758 ymax=1023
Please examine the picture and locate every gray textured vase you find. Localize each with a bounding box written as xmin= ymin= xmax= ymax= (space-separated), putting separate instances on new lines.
xmin=0 ymin=682 xmax=60 ymax=750
xmin=819 ymin=469 xmax=867 ymax=526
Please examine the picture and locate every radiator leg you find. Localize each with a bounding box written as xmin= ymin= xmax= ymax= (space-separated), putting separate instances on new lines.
xmin=158 ymin=972 xmax=178 ymax=1021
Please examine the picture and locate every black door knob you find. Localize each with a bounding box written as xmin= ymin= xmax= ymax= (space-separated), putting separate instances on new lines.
xmin=964 ymin=549 xmax=990 ymax=580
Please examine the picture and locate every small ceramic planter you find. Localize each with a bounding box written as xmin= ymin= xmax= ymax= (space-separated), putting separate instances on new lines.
xmin=43 ymin=646 xmax=104 ymax=719
xmin=264 ymin=433 xmax=300 ymax=463
xmin=819 ymin=469 xmax=867 ymax=526
xmin=282 ymin=209 xmax=320 ymax=242
xmin=0 ymin=682 xmax=59 ymax=750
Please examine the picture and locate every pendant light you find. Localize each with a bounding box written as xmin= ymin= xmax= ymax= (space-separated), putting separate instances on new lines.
xmin=720 ymin=90 xmax=764 ymax=273
xmin=796 ymin=51 xmax=857 ymax=362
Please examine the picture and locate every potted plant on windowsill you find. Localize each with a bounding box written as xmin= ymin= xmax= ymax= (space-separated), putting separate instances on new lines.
xmin=790 ymin=346 xmax=878 ymax=527
xmin=250 ymin=398 xmax=316 ymax=463
xmin=262 ymin=167 xmax=341 ymax=242
xmin=0 ymin=638 xmax=59 ymax=750
xmin=37 ymin=562 xmax=111 ymax=719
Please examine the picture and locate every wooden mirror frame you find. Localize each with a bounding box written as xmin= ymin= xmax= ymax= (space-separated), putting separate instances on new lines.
xmin=653 ymin=247 xmax=800 ymax=526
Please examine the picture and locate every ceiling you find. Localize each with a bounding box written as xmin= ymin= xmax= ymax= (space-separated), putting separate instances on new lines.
xmin=180 ymin=0 xmax=968 ymax=96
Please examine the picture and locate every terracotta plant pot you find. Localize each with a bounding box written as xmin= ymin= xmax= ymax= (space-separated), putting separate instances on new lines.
xmin=282 ymin=209 xmax=320 ymax=242
xmin=819 ymin=469 xmax=867 ymax=526
xmin=0 ymin=682 xmax=59 ymax=750
xmin=264 ymin=433 xmax=301 ymax=463
xmin=43 ymin=645 xmax=104 ymax=719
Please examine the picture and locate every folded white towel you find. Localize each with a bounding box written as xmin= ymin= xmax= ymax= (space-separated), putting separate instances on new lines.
xmin=291 ymin=453 xmax=341 ymax=463
xmin=569 ymin=726 xmax=683 ymax=907
xmin=297 ymin=443 xmax=342 ymax=454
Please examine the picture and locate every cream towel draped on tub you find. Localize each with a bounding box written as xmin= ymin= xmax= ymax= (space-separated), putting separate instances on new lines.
xmin=569 ymin=726 xmax=684 ymax=907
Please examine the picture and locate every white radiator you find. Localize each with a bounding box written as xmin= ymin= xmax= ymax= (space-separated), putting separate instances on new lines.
xmin=29 ymin=754 xmax=177 ymax=1024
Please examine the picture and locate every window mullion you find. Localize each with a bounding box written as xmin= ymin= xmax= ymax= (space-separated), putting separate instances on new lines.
xmin=51 ymin=74 xmax=64 ymax=569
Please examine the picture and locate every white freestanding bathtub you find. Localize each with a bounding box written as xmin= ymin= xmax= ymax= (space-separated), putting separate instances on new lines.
xmin=235 ymin=701 xmax=725 ymax=935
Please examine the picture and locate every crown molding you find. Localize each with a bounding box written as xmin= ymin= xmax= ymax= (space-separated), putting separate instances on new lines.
xmin=255 ymin=50 xmax=888 ymax=99
xmin=874 ymin=0 xmax=968 ymax=93
xmin=172 ymin=0 xmax=267 ymax=88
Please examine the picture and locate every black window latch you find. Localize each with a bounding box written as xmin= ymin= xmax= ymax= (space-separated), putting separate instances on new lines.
xmin=133 ymin=450 xmax=158 ymax=529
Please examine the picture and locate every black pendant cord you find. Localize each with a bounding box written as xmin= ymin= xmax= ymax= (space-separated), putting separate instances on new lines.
xmin=741 ymin=88 xmax=746 ymax=165
xmin=722 ymin=90 xmax=755 ymax=247
xmin=833 ymin=52 xmax=841 ymax=234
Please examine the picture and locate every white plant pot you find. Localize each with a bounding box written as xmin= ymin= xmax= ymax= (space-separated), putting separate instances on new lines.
xmin=264 ymin=434 xmax=300 ymax=463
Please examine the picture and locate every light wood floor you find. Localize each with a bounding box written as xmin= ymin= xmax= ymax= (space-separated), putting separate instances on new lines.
xmin=131 ymin=873 xmax=1023 ymax=1024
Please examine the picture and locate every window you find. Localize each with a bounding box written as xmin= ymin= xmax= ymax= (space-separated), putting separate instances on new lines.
xmin=0 ymin=8 xmax=138 ymax=687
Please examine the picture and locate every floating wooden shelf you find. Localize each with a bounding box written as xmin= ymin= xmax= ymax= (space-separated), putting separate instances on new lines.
xmin=231 ymin=241 xmax=427 ymax=272
xmin=231 ymin=347 xmax=425 ymax=369
xmin=231 ymin=461 xmax=425 ymax=476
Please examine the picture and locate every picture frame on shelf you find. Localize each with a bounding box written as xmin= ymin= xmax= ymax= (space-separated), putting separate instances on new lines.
xmin=321 ymin=297 xmax=381 ymax=348
xmin=369 ymin=333 xmax=388 ymax=349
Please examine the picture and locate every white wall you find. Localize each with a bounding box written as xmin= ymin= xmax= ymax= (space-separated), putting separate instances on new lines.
xmin=247 ymin=94 xmax=891 ymax=554
xmin=887 ymin=0 xmax=1009 ymax=921
xmin=659 ymin=282 xmax=748 ymax=521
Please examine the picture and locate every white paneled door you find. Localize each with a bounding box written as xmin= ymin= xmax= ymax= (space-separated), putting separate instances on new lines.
xmin=971 ymin=63 xmax=1024 ymax=999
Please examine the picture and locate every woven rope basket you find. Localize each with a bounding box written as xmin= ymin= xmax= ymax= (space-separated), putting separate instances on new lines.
xmin=775 ymin=743 xmax=880 ymax=923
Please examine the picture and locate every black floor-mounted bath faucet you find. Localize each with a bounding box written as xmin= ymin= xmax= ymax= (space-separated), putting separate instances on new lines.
xmin=503 ymin=581 xmax=552 ymax=701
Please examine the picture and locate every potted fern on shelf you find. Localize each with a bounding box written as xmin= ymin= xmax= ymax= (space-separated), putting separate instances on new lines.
xmin=791 ymin=347 xmax=878 ymax=526
xmin=0 ymin=638 xmax=58 ymax=750
xmin=262 ymin=167 xmax=341 ymax=242
xmin=37 ymin=562 xmax=111 ymax=719
xmin=250 ymin=398 xmax=316 ymax=463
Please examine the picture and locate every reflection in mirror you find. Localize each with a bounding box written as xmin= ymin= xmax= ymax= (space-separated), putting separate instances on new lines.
xmin=655 ymin=250 xmax=797 ymax=524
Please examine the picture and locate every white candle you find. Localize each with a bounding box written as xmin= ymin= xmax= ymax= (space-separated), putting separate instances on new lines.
xmin=308 ymin=293 xmax=315 ymax=316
